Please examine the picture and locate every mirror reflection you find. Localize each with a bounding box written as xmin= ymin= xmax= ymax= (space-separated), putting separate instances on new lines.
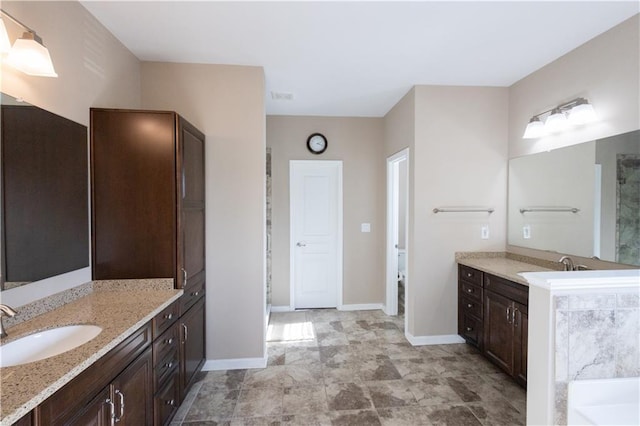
xmin=1 ymin=93 xmax=89 ymax=290
xmin=508 ymin=130 xmax=640 ymax=266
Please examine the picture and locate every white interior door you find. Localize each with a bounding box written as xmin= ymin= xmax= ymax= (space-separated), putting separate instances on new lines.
xmin=290 ymin=161 xmax=342 ymax=309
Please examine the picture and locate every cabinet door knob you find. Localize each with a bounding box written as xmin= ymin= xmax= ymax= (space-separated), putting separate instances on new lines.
xmin=164 ymin=313 xmax=173 ymax=320
xmin=467 ymin=288 xmax=473 ymax=293
xmin=166 ymin=337 xmax=174 ymax=345
xmin=182 ymin=323 xmax=188 ymax=342
xmin=466 ymin=272 xmax=472 ymax=278
xmin=166 ymin=361 xmax=173 ymax=369
xmin=513 ymin=307 xmax=519 ymax=327
xmin=166 ymin=399 xmax=176 ymax=406
xmin=467 ymin=303 xmax=473 ymax=308
xmin=191 ymin=291 xmax=199 ymax=297
xmin=181 ymin=268 xmax=188 ymax=286
xmin=506 ymin=306 xmax=512 ymax=323
xmin=105 ymin=398 xmax=115 ymax=425
xmin=466 ymin=326 xmax=472 ymax=332
xmin=114 ymin=390 xmax=125 ymax=422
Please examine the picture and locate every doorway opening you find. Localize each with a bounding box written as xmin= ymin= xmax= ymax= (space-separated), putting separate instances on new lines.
xmin=385 ymin=149 xmax=409 ymax=330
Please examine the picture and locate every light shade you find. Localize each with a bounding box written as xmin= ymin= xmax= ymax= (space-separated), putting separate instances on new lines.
xmin=6 ymin=31 xmax=57 ymax=77
xmin=523 ymin=117 xmax=545 ymax=139
xmin=545 ymin=108 xmax=567 ymax=133
xmin=568 ymin=101 xmax=597 ymax=125
xmin=0 ymin=18 xmax=11 ymax=53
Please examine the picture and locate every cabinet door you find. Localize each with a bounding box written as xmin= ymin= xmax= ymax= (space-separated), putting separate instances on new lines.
xmin=513 ymin=302 xmax=528 ymax=387
xmin=67 ymin=387 xmax=111 ymax=426
xmin=483 ymin=290 xmax=514 ymax=375
xmin=177 ymin=118 xmax=205 ymax=289
xmin=111 ymin=347 xmax=153 ymax=426
xmin=180 ymin=297 xmax=206 ymax=398
xmin=91 ymin=109 xmax=176 ymax=280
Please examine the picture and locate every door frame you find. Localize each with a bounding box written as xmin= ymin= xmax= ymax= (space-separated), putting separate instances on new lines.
xmin=289 ymin=160 xmax=343 ymax=310
xmin=385 ymin=149 xmax=409 ymax=323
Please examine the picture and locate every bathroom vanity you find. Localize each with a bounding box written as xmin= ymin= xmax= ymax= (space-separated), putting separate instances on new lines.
xmin=0 ymin=283 xmax=182 ymax=425
xmin=457 ymin=254 xmax=553 ymax=387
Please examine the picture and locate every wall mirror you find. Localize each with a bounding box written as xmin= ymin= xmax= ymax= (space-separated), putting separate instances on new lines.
xmin=508 ymin=129 xmax=640 ymax=266
xmin=1 ymin=93 xmax=89 ymax=290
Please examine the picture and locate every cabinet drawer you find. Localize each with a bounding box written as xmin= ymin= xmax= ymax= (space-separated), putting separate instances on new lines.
xmin=180 ymin=278 xmax=205 ymax=314
xmin=484 ymin=274 xmax=528 ymax=306
xmin=154 ymin=347 xmax=179 ymax=391
xmin=459 ymin=280 xmax=482 ymax=302
xmin=458 ymin=264 xmax=482 ymax=286
xmin=153 ymin=323 xmax=180 ymax=367
xmin=460 ymin=312 xmax=482 ymax=348
xmin=154 ymin=373 xmax=180 ymax=426
xmin=460 ymin=294 xmax=483 ymax=318
xmin=153 ymin=300 xmax=179 ymax=339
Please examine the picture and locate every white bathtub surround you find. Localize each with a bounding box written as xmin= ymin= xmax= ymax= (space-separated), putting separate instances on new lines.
xmin=520 ymin=269 xmax=640 ymax=426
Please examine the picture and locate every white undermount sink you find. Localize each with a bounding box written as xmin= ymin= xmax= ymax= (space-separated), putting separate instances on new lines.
xmin=0 ymin=325 xmax=102 ymax=368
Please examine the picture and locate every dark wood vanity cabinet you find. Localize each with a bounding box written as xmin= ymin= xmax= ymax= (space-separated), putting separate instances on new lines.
xmin=90 ymin=108 xmax=207 ymax=422
xmin=458 ymin=265 xmax=528 ymax=387
xmin=36 ymin=324 xmax=154 ymax=425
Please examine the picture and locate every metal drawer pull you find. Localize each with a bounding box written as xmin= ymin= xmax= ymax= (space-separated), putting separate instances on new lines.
xmin=506 ymin=306 xmax=511 ymax=323
xmin=467 ymin=303 xmax=473 ymax=308
xmin=191 ymin=291 xmax=199 ymax=297
xmin=166 ymin=337 xmax=174 ymax=345
xmin=165 ymin=361 xmax=173 ymax=369
xmin=115 ymin=389 xmax=125 ymax=422
xmin=166 ymin=399 xmax=176 ymax=406
xmin=181 ymin=268 xmax=188 ymax=286
xmin=182 ymin=324 xmax=188 ymax=342
xmin=106 ymin=398 xmax=115 ymax=426
xmin=466 ymin=326 xmax=472 ymax=332
xmin=164 ymin=313 xmax=173 ymax=320
xmin=466 ymin=272 xmax=472 ymax=278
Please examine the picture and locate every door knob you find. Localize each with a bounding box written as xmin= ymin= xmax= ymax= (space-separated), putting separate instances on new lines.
xmin=296 ymin=242 xmax=306 ymax=247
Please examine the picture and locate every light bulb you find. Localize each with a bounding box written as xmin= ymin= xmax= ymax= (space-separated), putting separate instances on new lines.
xmin=523 ymin=117 xmax=545 ymax=139
xmin=544 ymin=109 xmax=567 ymax=133
xmin=568 ymin=101 xmax=597 ymax=125
xmin=6 ymin=32 xmax=57 ymax=77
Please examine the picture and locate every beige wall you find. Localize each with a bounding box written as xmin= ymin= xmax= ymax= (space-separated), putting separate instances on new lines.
xmin=507 ymin=13 xmax=640 ymax=267
xmin=141 ymin=62 xmax=266 ymax=361
xmin=509 ymin=14 xmax=640 ymax=159
xmin=411 ymin=86 xmax=509 ymax=338
xmin=267 ymin=116 xmax=385 ymax=307
xmin=1 ymin=0 xmax=141 ymax=307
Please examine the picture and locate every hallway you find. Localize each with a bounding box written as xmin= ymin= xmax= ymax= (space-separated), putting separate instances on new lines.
xmin=171 ymin=309 xmax=526 ymax=425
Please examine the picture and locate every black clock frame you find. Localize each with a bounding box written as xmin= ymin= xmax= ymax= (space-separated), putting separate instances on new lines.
xmin=306 ymin=133 xmax=328 ymax=155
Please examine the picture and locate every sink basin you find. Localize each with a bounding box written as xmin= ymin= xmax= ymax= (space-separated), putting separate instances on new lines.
xmin=0 ymin=325 xmax=102 ymax=368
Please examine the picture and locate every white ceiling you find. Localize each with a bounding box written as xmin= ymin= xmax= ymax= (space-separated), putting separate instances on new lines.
xmin=80 ymin=1 xmax=639 ymax=117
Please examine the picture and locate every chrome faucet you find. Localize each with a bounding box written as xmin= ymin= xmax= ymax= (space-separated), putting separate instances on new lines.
xmin=559 ymin=256 xmax=575 ymax=271
xmin=0 ymin=304 xmax=17 ymax=338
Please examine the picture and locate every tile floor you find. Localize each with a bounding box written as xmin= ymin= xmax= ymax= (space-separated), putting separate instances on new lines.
xmin=171 ymin=309 xmax=526 ymax=425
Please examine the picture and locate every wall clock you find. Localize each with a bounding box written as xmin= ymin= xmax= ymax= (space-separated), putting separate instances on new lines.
xmin=306 ymin=133 xmax=328 ymax=155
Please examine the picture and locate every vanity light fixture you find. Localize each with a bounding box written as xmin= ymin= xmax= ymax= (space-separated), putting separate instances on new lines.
xmin=0 ymin=18 xmax=11 ymax=53
xmin=523 ymin=97 xmax=597 ymax=139
xmin=0 ymin=9 xmax=57 ymax=77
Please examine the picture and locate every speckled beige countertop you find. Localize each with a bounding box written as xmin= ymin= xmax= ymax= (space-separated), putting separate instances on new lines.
xmin=0 ymin=284 xmax=181 ymax=425
xmin=456 ymin=252 xmax=557 ymax=286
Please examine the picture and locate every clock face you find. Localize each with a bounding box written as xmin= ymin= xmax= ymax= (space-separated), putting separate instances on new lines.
xmin=307 ymin=133 xmax=327 ymax=154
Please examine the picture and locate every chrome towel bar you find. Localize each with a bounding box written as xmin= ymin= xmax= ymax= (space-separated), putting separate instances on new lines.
xmin=519 ymin=207 xmax=580 ymax=214
xmin=433 ymin=207 xmax=494 ymax=214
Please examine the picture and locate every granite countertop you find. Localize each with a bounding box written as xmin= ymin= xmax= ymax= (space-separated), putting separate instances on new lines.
xmin=0 ymin=286 xmax=181 ymax=424
xmin=457 ymin=253 xmax=556 ymax=286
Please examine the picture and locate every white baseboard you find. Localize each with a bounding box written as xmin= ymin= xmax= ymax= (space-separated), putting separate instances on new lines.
xmin=270 ymin=305 xmax=294 ymax=312
xmin=339 ymin=303 xmax=384 ymax=311
xmin=405 ymin=332 xmax=465 ymax=346
xmin=203 ymin=356 xmax=268 ymax=371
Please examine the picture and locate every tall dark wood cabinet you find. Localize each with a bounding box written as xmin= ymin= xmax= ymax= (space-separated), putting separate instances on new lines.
xmin=91 ymin=109 xmax=207 ymax=423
